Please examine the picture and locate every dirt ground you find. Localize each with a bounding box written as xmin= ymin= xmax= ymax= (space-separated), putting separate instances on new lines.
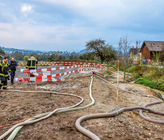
xmin=0 ymin=68 xmax=164 ymax=140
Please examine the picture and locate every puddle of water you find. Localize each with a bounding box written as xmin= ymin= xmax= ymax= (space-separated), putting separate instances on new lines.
xmin=37 ymin=84 xmax=79 ymax=90
xmin=79 ymin=69 xmax=101 ymax=74
xmin=37 ymin=86 xmax=51 ymax=89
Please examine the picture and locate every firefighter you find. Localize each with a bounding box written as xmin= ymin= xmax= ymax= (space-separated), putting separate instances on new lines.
xmin=26 ymin=55 xmax=38 ymax=77
xmin=0 ymin=56 xmax=11 ymax=90
xmin=9 ymin=57 xmax=19 ymax=85
xmin=0 ymin=62 xmax=3 ymax=89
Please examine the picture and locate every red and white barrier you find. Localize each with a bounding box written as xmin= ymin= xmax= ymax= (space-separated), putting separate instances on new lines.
xmin=16 ymin=68 xmax=102 ymax=82
xmin=18 ymin=61 xmax=101 ymax=66
xmin=54 ymin=61 xmax=98 ymax=65
xmin=21 ymin=65 xmax=99 ymax=74
xmin=36 ymin=68 xmax=102 ymax=78
xmin=16 ymin=77 xmax=62 ymax=82
xmin=16 ymin=62 xmax=104 ymax=82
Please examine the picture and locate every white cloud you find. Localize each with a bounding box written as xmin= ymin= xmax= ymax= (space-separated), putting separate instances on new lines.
xmin=21 ymin=4 xmax=32 ymax=12
xmin=0 ymin=21 xmax=97 ymax=51
xmin=37 ymin=0 xmax=164 ymax=25
xmin=1 ymin=0 xmax=164 ymax=51
xmin=39 ymin=0 xmax=124 ymax=20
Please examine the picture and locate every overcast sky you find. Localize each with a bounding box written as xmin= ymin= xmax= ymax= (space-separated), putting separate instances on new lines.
xmin=0 ymin=0 xmax=164 ymax=52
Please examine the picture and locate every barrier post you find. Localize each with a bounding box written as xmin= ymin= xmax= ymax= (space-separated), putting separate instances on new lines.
xmin=35 ymin=56 xmax=37 ymax=90
xmin=94 ymin=59 xmax=95 ymax=76
xmin=116 ymin=60 xmax=119 ymax=101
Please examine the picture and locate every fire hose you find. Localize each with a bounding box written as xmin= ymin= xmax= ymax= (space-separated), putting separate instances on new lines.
xmin=75 ymin=101 xmax=164 ymax=140
xmin=0 ymin=76 xmax=95 ymax=140
xmin=75 ymin=75 xmax=164 ymax=140
xmin=1 ymin=74 xmax=164 ymax=140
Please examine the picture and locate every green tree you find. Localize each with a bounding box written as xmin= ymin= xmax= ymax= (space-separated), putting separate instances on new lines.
xmin=14 ymin=52 xmax=23 ymax=60
xmin=57 ymin=55 xmax=63 ymax=61
xmin=70 ymin=53 xmax=74 ymax=59
xmin=23 ymin=56 xmax=29 ymax=61
xmin=103 ymin=45 xmax=117 ymax=63
xmin=78 ymin=52 xmax=95 ymax=60
xmin=159 ymin=44 xmax=164 ymax=62
xmin=160 ymin=52 xmax=164 ymax=61
xmin=48 ymin=54 xmax=55 ymax=62
xmin=86 ymin=39 xmax=106 ymax=63
xmin=0 ymin=48 xmax=5 ymax=60
xmin=152 ymin=51 xmax=161 ymax=62
xmin=38 ymin=54 xmax=48 ymax=61
xmin=86 ymin=39 xmax=116 ymax=63
xmin=0 ymin=48 xmax=5 ymax=55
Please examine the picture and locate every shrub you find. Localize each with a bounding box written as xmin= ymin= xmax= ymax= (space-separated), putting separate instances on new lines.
xmin=158 ymin=83 xmax=164 ymax=91
xmin=134 ymin=73 xmax=140 ymax=79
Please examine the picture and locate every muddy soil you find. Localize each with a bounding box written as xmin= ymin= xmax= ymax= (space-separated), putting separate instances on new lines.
xmin=0 ymin=68 xmax=164 ymax=140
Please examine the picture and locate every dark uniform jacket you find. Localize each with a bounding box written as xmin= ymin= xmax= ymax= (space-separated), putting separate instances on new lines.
xmin=9 ymin=60 xmax=18 ymax=71
xmin=0 ymin=61 xmax=11 ymax=77
xmin=26 ymin=56 xmax=38 ymax=69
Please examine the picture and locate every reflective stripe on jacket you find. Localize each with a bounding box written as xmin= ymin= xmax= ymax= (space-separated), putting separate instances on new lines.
xmin=0 ymin=63 xmax=3 ymax=76
xmin=26 ymin=56 xmax=38 ymax=68
xmin=0 ymin=61 xmax=11 ymax=77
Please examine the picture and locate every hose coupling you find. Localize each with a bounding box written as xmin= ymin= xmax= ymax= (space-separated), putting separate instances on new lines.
xmin=114 ymin=110 xmax=119 ymax=116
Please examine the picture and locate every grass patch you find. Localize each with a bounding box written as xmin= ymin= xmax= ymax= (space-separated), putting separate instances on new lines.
xmin=135 ymin=77 xmax=158 ymax=89
xmin=134 ymin=76 xmax=164 ymax=91
xmin=106 ymin=64 xmax=117 ymax=70
xmin=106 ymin=70 xmax=112 ymax=75
xmin=133 ymin=73 xmax=140 ymax=79
xmin=129 ymin=65 xmax=164 ymax=91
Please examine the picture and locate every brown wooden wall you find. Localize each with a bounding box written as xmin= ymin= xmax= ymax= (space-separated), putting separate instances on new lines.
xmin=141 ymin=45 xmax=150 ymax=59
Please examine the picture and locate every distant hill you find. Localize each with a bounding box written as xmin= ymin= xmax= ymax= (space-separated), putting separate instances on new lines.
xmin=78 ymin=49 xmax=87 ymax=54
xmin=0 ymin=45 xmax=89 ymax=55
xmin=0 ymin=46 xmax=44 ymax=54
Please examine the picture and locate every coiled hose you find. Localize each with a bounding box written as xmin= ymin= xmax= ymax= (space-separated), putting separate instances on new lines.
xmin=75 ymin=75 xmax=164 ymax=140
xmin=0 ymin=76 xmax=95 ymax=140
xmin=75 ymin=101 xmax=164 ymax=140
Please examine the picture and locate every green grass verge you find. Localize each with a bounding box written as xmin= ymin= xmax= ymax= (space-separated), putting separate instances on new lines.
xmin=135 ymin=77 xmax=164 ymax=91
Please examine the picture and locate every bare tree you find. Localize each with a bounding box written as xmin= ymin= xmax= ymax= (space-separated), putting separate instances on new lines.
xmin=136 ymin=40 xmax=141 ymax=63
xmin=118 ymin=36 xmax=130 ymax=82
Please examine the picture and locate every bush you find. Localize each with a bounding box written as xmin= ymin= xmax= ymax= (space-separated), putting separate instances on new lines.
xmin=119 ymin=67 xmax=124 ymax=71
xmin=23 ymin=56 xmax=29 ymax=61
xmin=158 ymin=83 xmax=164 ymax=91
xmin=129 ymin=65 xmax=142 ymax=73
xmin=134 ymin=73 xmax=140 ymax=79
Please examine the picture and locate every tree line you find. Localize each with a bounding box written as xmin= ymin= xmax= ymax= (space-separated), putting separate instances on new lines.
xmin=47 ymin=38 xmax=117 ymax=63
xmin=0 ymin=39 xmax=118 ymax=63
